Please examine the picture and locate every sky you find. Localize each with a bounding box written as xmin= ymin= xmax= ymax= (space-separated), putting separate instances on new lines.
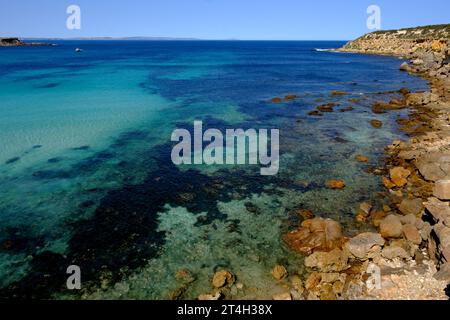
xmin=0 ymin=0 xmax=449 ymax=40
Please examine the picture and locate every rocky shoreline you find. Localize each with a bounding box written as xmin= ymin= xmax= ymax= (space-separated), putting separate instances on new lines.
xmin=194 ymin=25 xmax=450 ymax=300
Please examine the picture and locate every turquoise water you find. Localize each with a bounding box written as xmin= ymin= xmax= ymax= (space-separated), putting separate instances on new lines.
xmin=0 ymin=41 xmax=427 ymax=299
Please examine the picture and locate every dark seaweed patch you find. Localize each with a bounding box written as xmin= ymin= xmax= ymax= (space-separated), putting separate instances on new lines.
xmin=5 ymin=157 xmax=20 ymax=165
xmin=34 ymin=82 xmax=60 ymax=89
xmin=71 ymin=145 xmax=90 ymax=151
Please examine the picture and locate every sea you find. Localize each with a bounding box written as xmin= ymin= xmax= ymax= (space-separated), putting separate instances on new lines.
xmin=0 ymin=40 xmax=428 ymax=299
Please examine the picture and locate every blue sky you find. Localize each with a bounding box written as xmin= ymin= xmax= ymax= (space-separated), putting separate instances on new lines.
xmin=0 ymin=0 xmax=449 ymax=40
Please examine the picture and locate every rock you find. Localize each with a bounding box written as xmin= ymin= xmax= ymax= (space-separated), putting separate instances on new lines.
xmin=326 ymin=180 xmax=346 ymax=189
xmin=317 ymin=103 xmax=338 ymax=112
xmin=402 ymin=224 xmax=422 ymax=245
xmin=283 ymin=218 xmax=344 ymax=255
xmin=359 ymin=202 xmax=372 ymax=216
xmin=399 ymin=214 xmax=417 ymax=225
xmin=383 ymin=177 xmax=396 ymax=189
xmin=293 ymin=208 xmax=315 ymax=220
xmin=198 ymin=292 xmax=221 ymax=300
xmin=355 ymin=155 xmax=369 ymax=163
xmin=271 ymin=97 xmax=282 ymax=103
xmin=398 ymin=198 xmax=423 ymax=216
xmin=345 ymin=232 xmax=385 ymax=259
xmin=212 ymin=270 xmax=235 ymax=288
xmin=434 ymin=223 xmax=450 ymax=248
xmin=331 ymin=91 xmax=348 ymax=96
xmin=424 ymin=197 xmax=450 ymax=224
xmin=175 ymin=269 xmax=196 ymax=284
xmin=434 ymin=263 xmax=450 ymax=282
xmin=271 ymin=265 xmax=288 ymax=281
xmin=320 ymin=283 xmax=337 ymax=300
xmin=273 ymin=292 xmax=292 ymax=300
xmin=308 ymin=110 xmax=322 ymax=116
xmin=304 ymin=248 xmax=349 ymax=272
xmin=380 ymin=215 xmax=403 ymax=238
xmin=284 ymin=94 xmax=298 ymax=101
xmin=381 ymin=245 xmax=410 ymax=260
xmin=390 ymin=167 xmax=411 ymax=188
xmin=370 ymin=119 xmax=383 ymax=128
xmin=417 ymin=162 xmax=446 ymax=182
xmin=433 ymin=180 xmax=450 ymax=200
xmin=305 ymin=272 xmax=322 ymax=290
xmin=290 ymin=275 xmax=304 ymax=291
xmin=371 ymin=210 xmax=387 ymax=227
xmin=400 ymin=62 xmax=410 ymax=71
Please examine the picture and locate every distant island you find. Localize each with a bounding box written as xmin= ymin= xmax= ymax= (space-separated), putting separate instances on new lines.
xmin=0 ymin=37 xmax=50 ymax=47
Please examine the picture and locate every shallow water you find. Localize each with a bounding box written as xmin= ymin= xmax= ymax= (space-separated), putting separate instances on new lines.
xmin=0 ymin=41 xmax=427 ymax=299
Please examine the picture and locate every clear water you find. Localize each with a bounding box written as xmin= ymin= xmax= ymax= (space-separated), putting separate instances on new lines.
xmin=0 ymin=41 xmax=427 ymax=299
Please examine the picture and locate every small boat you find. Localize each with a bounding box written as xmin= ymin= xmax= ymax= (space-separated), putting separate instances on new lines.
xmin=75 ymin=48 xmax=83 ymax=52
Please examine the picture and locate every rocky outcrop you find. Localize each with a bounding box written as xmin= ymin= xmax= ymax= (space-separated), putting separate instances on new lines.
xmin=0 ymin=37 xmax=50 ymax=47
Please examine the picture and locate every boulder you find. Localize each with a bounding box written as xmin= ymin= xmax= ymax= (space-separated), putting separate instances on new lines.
xmin=433 ymin=180 xmax=450 ymax=200
xmin=380 ymin=215 xmax=403 ymax=238
xmin=399 ymin=214 xmax=417 ymax=225
xmin=304 ymin=248 xmax=349 ymax=272
xmin=355 ymin=155 xmax=369 ymax=163
xmin=390 ymin=167 xmax=411 ymax=188
xmin=434 ymin=223 xmax=450 ymax=248
xmin=345 ymin=232 xmax=385 ymax=259
xmin=424 ymin=197 xmax=450 ymax=223
xmin=212 ymin=270 xmax=235 ymax=288
xmin=434 ymin=263 xmax=450 ymax=282
xmin=271 ymin=265 xmax=288 ymax=281
xmin=402 ymin=224 xmax=422 ymax=245
xmin=283 ymin=218 xmax=344 ymax=255
xmin=417 ymin=162 xmax=446 ymax=182
xmin=381 ymin=245 xmax=410 ymax=260
xmin=326 ymin=180 xmax=346 ymax=189
xmin=370 ymin=119 xmax=383 ymax=128
xmin=398 ymin=198 xmax=423 ymax=216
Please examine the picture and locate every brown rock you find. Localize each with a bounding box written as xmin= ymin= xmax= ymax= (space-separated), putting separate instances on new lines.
xmin=305 ymin=272 xmax=322 ymax=290
xmin=370 ymin=119 xmax=383 ymax=128
xmin=380 ymin=215 xmax=403 ymax=238
xmin=381 ymin=245 xmax=409 ymax=260
xmin=271 ymin=265 xmax=288 ymax=281
xmin=294 ymin=208 xmax=315 ymax=220
xmin=175 ymin=269 xmax=196 ymax=284
xmin=317 ymin=103 xmax=337 ymax=112
xmin=345 ymin=232 xmax=385 ymax=259
xmin=398 ymin=198 xmax=423 ymax=216
xmin=390 ymin=167 xmax=411 ymax=188
xmin=331 ymin=90 xmax=348 ymax=96
xmin=402 ymin=224 xmax=422 ymax=245
xmin=326 ymin=180 xmax=346 ymax=189
xmin=284 ymin=94 xmax=298 ymax=101
xmin=308 ymin=110 xmax=322 ymax=116
xmin=304 ymin=248 xmax=349 ymax=272
xmin=283 ymin=218 xmax=344 ymax=255
xmin=212 ymin=270 xmax=235 ymax=288
xmin=355 ymin=155 xmax=369 ymax=163
xmin=271 ymin=97 xmax=283 ymax=103
xmin=433 ymin=180 xmax=450 ymax=200
xmin=371 ymin=210 xmax=387 ymax=227
xmin=383 ymin=177 xmax=396 ymax=189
